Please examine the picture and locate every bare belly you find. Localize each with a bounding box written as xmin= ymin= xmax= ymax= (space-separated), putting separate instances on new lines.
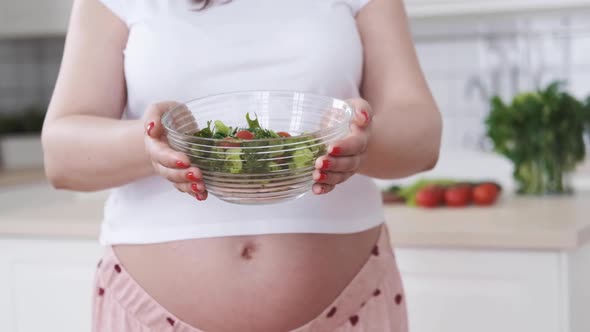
xmin=112 ymin=225 xmax=381 ymax=332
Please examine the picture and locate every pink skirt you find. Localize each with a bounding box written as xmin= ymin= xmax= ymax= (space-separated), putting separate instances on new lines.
xmin=92 ymin=224 xmax=408 ymax=331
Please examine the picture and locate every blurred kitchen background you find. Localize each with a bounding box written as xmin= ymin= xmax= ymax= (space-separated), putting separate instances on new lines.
xmin=1 ymin=1 xmax=590 ymax=332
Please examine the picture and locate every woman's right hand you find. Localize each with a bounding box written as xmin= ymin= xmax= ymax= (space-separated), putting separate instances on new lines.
xmin=143 ymin=101 xmax=208 ymax=201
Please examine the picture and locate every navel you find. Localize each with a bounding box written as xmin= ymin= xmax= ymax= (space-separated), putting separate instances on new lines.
xmin=240 ymin=242 xmax=258 ymax=260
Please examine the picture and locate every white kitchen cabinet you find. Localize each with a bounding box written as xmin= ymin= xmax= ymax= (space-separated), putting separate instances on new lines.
xmin=0 ymin=0 xmax=73 ymax=38
xmin=0 ymin=239 xmax=102 ymax=332
xmin=2 ymin=239 xmax=587 ymax=332
xmin=405 ymin=0 xmax=590 ymax=17
xmin=395 ymin=245 xmax=590 ymax=332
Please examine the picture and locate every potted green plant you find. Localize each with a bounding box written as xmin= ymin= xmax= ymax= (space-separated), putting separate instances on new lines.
xmin=0 ymin=106 xmax=46 ymax=170
xmin=485 ymin=82 xmax=587 ymax=195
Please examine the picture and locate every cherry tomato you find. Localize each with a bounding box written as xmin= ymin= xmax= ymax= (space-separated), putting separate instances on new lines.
xmin=473 ymin=183 xmax=499 ymax=206
xmin=444 ymin=185 xmax=472 ymax=207
xmin=277 ymin=131 xmax=291 ymax=137
xmin=235 ymin=130 xmax=255 ymax=140
xmin=416 ymin=185 xmax=445 ymax=208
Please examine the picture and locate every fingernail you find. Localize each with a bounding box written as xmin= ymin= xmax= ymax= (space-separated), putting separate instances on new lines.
xmin=191 ymin=183 xmax=198 ymax=193
xmin=176 ymin=161 xmax=189 ymax=168
xmin=186 ymin=172 xmax=199 ymax=182
xmin=318 ymin=172 xmax=328 ymax=182
xmin=196 ymin=193 xmax=205 ymax=201
xmin=321 ymin=160 xmax=330 ymax=170
xmin=360 ymin=110 xmax=370 ymax=124
xmin=146 ymin=121 xmax=155 ymax=136
xmin=330 ymin=147 xmax=342 ymax=156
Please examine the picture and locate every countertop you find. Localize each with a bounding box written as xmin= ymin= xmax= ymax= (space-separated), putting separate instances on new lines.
xmin=0 ymin=169 xmax=47 ymax=187
xmin=1 ymin=170 xmax=589 ymax=250
xmin=385 ymin=193 xmax=590 ymax=250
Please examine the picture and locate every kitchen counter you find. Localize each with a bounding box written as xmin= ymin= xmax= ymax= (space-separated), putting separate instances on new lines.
xmin=4 ymin=172 xmax=590 ymax=332
xmin=0 ymin=168 xmax=47 ymax=187
xmin=0 ymin=169 xmax=103 ymax=239
xmin=386 ymin=193 xmax=590 ymax=250
xmin=1 ymin=170 xmax=589 ymax=249
xmin=0 ymin=194 xmax=102 ymax=239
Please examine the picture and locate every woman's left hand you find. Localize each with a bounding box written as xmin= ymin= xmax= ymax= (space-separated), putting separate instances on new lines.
xmin=313 ymin=98 xmax=373 ymax=195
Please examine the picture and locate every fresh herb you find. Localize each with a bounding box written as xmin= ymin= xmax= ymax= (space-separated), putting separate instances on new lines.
xmin=485 ymin=81 xmax=587 ymax=195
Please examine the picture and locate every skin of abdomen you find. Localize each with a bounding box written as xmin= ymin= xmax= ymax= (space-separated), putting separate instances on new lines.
xmin=112 ymin=225 xmax=381 ymax=332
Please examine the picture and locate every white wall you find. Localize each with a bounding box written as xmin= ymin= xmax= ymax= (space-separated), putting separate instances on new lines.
xmin=0 ymin=0 xmax=73 ymax=38
xmin=404 ymin=11 xmax=590 ymax=184
xmin=411 ymin=11 xmax=590 ymax=152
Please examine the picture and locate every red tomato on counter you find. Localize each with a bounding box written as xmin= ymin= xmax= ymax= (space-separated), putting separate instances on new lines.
xmin=473 ymin=183 xmax=499 ymax=206
xmin=416 ymin=185 xmax=445 ymax=208
xmin=444 ymin=185 xmax=472 ymax=207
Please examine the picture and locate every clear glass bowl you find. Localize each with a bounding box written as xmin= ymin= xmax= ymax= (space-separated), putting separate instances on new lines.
xmin=162 ymin=91 xmax=353 ymax=204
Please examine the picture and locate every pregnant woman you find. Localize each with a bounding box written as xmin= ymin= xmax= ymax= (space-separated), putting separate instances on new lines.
xmin=42 ymin=0 xmax=441 ymax=331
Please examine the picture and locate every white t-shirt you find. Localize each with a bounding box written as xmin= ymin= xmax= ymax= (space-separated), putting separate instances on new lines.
xmin=98 ymin=0 xmax=383 ymax=245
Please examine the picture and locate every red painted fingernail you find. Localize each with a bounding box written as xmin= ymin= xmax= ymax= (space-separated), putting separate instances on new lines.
xmin=318 ymin=172 xmax=328 ymax=182
xmin=98 ymin=287 xmax=105 ymax=296
xmin=330 ymin=147 xmax=342 ymax=156
xmin=361 ymin=110 xmax=370 ymax=124
xmin=196 ymin=194 xmax=204 ymax=201
xmin=176 ymin=161 xmax=189 ymax=168
xmin=321 ymin=160 xmax=330 ymax=170
xmin=146 ymin=121 xmax=154 ymax=136
xmin=191 ymin=183 xmax=198 ymax=193
xmin=186 ymin=172 xmax=198 ymax=182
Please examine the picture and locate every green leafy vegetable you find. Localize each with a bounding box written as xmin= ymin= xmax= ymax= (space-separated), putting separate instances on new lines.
xmin=188 ymin=114 xmax=325 ymax=174
xmin=291 ymin=148 xmax=314 ymax=169
xmin=194 ymin=120 xmax=213 ymax=138
xmin=246 ymin=113 xmax=261 ymax=130
xmin=214 ymin=120 xmax=230 ymax=136
xmin=225 ymin=152 xmax=243 ymax=174
xmin=486 ymin=81 xmax=587 ymax=194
